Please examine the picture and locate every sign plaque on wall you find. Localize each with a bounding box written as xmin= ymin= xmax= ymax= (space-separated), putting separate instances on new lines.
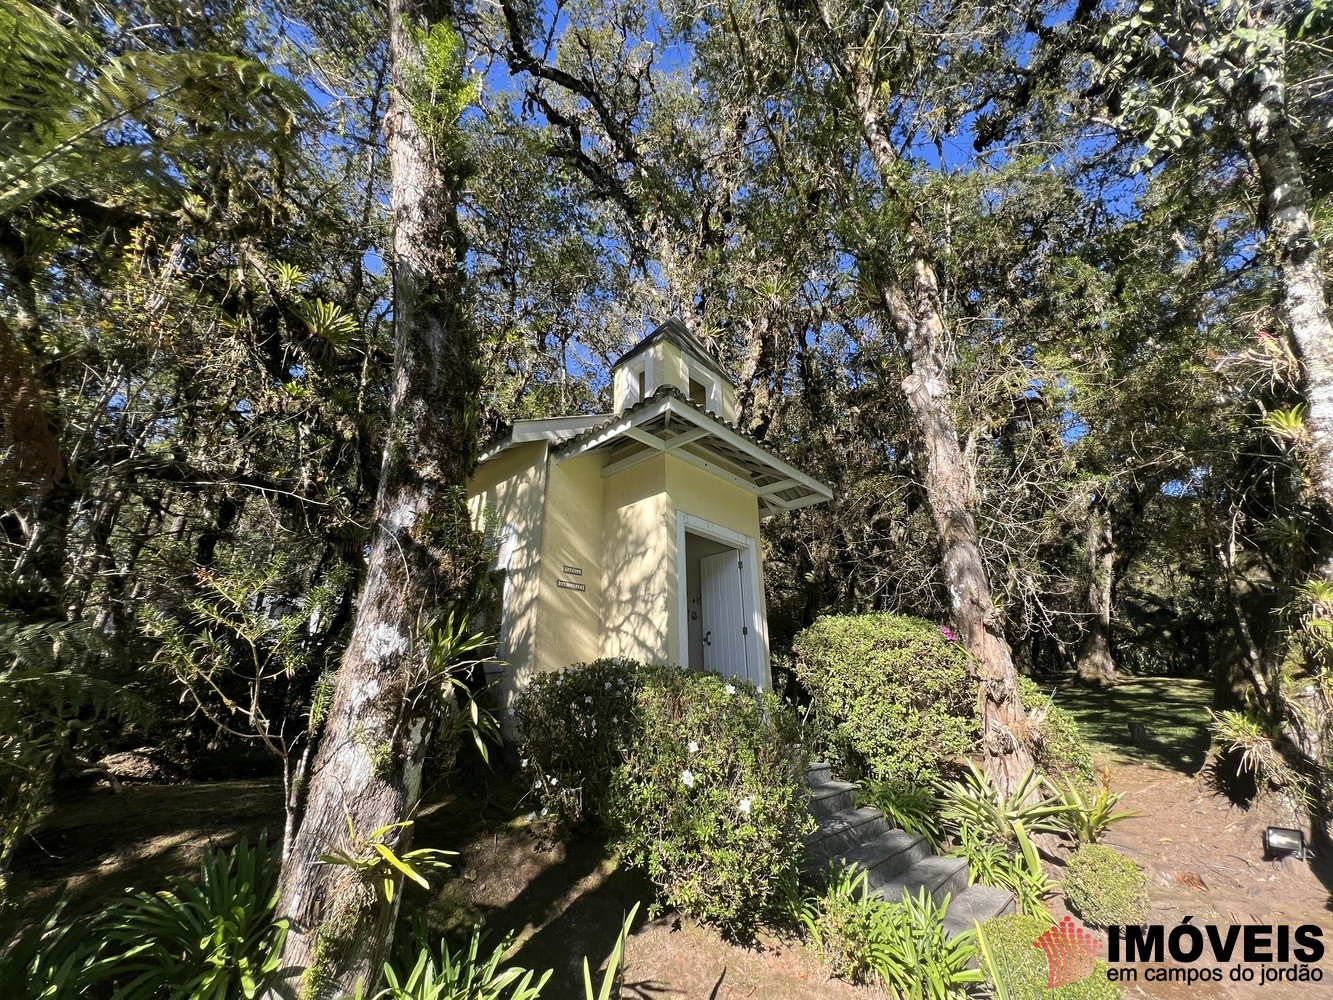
xmin=562 ymin=565 xmax=583 ymax=575
xmin=556 ymin=579 xmax=586 ymax=592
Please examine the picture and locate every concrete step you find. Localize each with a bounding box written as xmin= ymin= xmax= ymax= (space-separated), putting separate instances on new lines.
xmin=804 ymin=806 xmax=887 ymax=857
xmin=799 ymin=760 xmax=1014 ymax=940
xmin=806 ymin=826 xmax=932 ymax=886
xmin=807 ymin=779 xmax=859 ymax=820
xmin=942 ymin=884 xmax=1017 ymax=939
xmin=848 ymin=829 xmax=934 ymax=890
xmin=871 ymin=855 xmax=970 ymax=907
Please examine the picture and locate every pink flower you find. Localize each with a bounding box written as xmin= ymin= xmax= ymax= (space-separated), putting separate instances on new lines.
xmin=941 ymin=626 xmax=958 ymax=643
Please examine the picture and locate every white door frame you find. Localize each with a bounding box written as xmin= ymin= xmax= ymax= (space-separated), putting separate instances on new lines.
xmin=675 ymin=512 xmax=768 ymax=689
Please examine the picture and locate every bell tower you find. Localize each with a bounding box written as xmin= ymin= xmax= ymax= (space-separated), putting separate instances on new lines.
xmin=610 ymin=318 xmax=738 ymax=421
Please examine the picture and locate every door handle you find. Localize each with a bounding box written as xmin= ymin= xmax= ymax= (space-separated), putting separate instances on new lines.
xmin=703 ymin=630 xmax=712 ymax=646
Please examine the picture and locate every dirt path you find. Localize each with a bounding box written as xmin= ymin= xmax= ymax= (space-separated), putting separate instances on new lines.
xmin=1063 ymin=761 xmax=1332 ymax=999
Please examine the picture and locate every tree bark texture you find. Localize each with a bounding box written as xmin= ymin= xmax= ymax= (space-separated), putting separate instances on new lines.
xmin=1241 ymin=55 xmax=1333 ymax=516
xmin=264 ymin=2 xmax=482 ymax=996
xmin=0 ymin=316 xmax=65 ymax=510
xmin=1076 ymin=495 xmax=1117 ymax=686
xmin=848 ymin=78 xmax=1033 ymax=791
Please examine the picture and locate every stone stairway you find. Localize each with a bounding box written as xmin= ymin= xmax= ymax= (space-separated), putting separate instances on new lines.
xmin=804 ymin=762 xmax=1014 ymax=937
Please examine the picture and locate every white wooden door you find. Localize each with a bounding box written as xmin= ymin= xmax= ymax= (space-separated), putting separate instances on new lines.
xmin=737 ymin=549 xmax=757 ymax=685
xmin=700 ymin=550 xmax=749 ymax=682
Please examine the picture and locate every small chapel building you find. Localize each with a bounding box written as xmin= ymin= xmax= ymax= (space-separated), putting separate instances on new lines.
xmin=468 ymin=319 xmax=831 ymax=707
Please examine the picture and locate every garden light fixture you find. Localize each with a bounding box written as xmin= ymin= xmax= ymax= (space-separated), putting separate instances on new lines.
xmin=1263 ymin=826 xmax=1306 ymax=860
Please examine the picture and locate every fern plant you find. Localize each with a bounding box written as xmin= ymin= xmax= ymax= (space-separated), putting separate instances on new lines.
xmin=0 ymin=0 xmax=309 ymax=217
xmin=0 ymin=613 xmax=146 ymax=875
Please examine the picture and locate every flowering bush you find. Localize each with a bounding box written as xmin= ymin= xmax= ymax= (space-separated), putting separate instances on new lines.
xmin=514 ymin=660 xmax=811 ymax=933
xmin=512 ymin=658 xmax=641 ymax=828
xmin=791 ymin=614 xmax=978 ymax=784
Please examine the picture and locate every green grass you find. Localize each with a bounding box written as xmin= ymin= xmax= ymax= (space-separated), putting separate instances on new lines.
xmin=1052 ymin=677 xmax=1212 ymax=774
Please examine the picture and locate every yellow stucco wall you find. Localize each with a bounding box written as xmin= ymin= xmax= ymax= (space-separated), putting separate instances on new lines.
xmin=466 ymin=442 xmax=547 ymax=705
xmin=534 ymin=453 xmax=605 ymax=674
xmin=658 ymin=340 xmax=684 ymax=392
xmin=469 ymin=433 xmax=771 ymax=697
xmin=600 ymin=454 xmax=675 ymax=664
xmin=666 ymin=454 xmax=762 ymax=540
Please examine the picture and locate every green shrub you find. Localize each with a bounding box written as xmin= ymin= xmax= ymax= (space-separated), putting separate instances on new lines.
xmin=513 ymin=658 xmax=641 ymax=828
xmin=1019 ymin=679 xmax=1097 ymax=789
xmin=977 ymin=913 xmax=1119 ymax=999
xmin=799 ymin=864 xmax=895 ymax=986
xmin=1062 ymin=845 xmax=1148 ymax=928
xmin=792 ymin=614 xmax=978 ymax=784
xmin=515 ymin=660 xmax=811 ymax=933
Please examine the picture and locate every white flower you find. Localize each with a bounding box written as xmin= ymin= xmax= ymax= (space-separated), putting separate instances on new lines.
xmin=526 ymin=811 xmax=537 ymax=822
xmin=688 ymin=740 xmax=699 ymax=755
xmin=604 ymin=681 xmax=613 ymax=689
xmin=520 ymin=758 xmax=529 ymax=768
xmin=681 ymin=769 xmax=695 ymax=788
xmin=550 ymin=775 xmax=559 ymax=786
xmin=612 ymin=716 xmax=618 ymax=723
xmin=540 ymin=807 xmax=549 ymax=816
xmin=584 ymin=695 xmax=594 ymax=704
xmin=738 ymin=797 xmax=752 ymax=815
xmin=725 ymin=684 xmax=736 ymax=696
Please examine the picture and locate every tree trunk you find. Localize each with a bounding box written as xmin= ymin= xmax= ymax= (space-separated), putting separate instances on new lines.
xmin=1241 ymin=56 xmax=1333 ymax=515
xmin=1076 ymin=494 xmax=1117 ymax=686
xmin=0 ymin=316 xmax=65 ymax=510
xmin=899 ymin=322 xmax=1035 ymax=791
xmin=263 ymin=4 xmax=482 ymax=996
xmin=848 ymin=78 xmax=1033 ymax=792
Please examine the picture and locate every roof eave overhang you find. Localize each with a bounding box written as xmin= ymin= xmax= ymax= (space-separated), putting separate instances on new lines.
xmin=477 ymin=413 xmax=611 ymax=463
xmin=555 ymin=395 xmax=832 ymax=515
